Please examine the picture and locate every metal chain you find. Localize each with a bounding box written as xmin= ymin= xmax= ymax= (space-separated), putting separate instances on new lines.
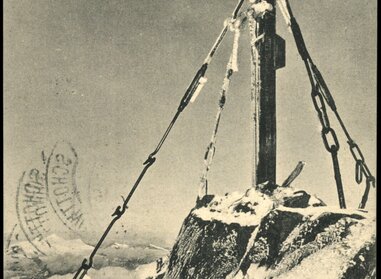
xmin=285 ymin=0 xmax=345 ymax=208
xmin=312 ymin=64 xmax=375 ymax=196
xmin=311 ymin=61 xmax=375 ymax=197
xmin=310 ymin=57 xmax=375 ymax=210
xmin=311 ymin=85 xmax=346 ymax=209
xmin=359 ymin=176 xmax=375 ymax=209
xmin=283 ymin=0 xmax=375 ymax=209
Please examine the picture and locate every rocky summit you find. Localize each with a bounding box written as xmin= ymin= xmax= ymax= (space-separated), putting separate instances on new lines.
xmin=149 ymin=182 xmax=376 ymax=279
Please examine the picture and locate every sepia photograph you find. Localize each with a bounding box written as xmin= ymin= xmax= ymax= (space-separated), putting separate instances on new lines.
xmin=4 ymin=0 xmax=377 ymax=278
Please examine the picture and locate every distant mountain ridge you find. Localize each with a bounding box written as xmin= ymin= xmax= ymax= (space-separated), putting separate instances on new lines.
xmin=4 ymin=233 xmax=168 ymax=279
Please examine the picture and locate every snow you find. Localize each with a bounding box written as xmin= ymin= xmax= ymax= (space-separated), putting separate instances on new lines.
xmin=243 ymin=264 xmax=270 ymax=279
xmin=6 ymin=233 xmax=169 ymax=279
xmin=275 ymin=216 xmax=375 ymax=279
xmin=49 ymin=260 xmax=167 ymax=279
xmin=227 ymin=225 xmax=261 ymax=279
xmin=271 ymin=186 xmax=301 ymax=206
xmin=231 ymin=28 xmax=240 ymax=72
xmin=43 ymin=234 xmax=94 ymax=255
xmin=6 ymin=234 xmax=93 ymax=258
xmin=193 ymin=186 xmax=358 ymax=227
xmin=276 ymin=205 xmax=371 ymax=221
xmin=190 ymin=77 xmax=208 ymax=103
xmin=192 ymin=186 xmax=375 ymax=279
xmin=193 ymin=189 xmax=274 ymax=226
xmin=250 ymin=1 xmax=274 ymax=19
xmin=48 ymin=266 xmax=139 ymax=279
xmin=135 ymin=261 xmax=161 ymax=278
xmin=111 ymin=242 xmax=130 ymax=249
xmin=240 ymin=208 xmax=375 ymax=279
xmin=308 ymin=195 xmax=325 ymax=206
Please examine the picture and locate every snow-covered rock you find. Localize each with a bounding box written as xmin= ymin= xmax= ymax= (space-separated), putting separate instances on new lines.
xmin=154 ymin=183 xmax=375 ymax=279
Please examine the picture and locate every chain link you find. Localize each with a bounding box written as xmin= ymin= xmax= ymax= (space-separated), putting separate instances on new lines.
xmin=348 ymin=140 xmax=375 ymax=191
xmin=285 ymin=0 xmax=375 ymax=208
xmin=355 ymin=160 xmax=363 ymax=184
xmin=321 ymin=127 xmax=340 ymax=152
xmin=312 ymin=89 xmax=331 ymax=129
xmin=348 ymin=141 xmax=365 ymax=162
xmin=359 ymin=176 xmax=375 ymax=209
xmin=309 ymin=61 xmax=374 ymax=209
xmin=311 ymin=87 xmax=340 ymax=153
xmin=310 ymin=85 xmax=345 ymax=208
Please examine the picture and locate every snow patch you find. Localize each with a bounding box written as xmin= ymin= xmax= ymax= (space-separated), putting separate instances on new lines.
xmin=7 ymin=234 xmax=93 ymax=258
xmin=193 ymin=189 xmax=274 ymax=226
xmin=276 ymin=205 xmax=370 ymax=221
xmin=308 ymin=195 xmax=325 ymax=206
xmin=276 ymin=217 xmax=375 ymax=279
xmin=135 ymin=261 xmax=159 ymax=278
xmin=111 ymin=242 xmax=130 ymax=249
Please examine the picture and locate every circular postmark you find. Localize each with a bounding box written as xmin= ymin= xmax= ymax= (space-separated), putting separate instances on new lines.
xmin=46 ymin=141 xmax=85 ymax=232
xmin=16 ymin=168 xmax=51 ymax=254
xmin=5 ymin=224 xmax=19 ymax=251
xmin=13 ymin=141 xmax=89 ymax=255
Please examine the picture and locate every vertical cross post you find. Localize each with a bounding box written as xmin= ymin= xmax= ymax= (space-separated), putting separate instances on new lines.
xmin=249 ymin=0 xmax=285 ymax=187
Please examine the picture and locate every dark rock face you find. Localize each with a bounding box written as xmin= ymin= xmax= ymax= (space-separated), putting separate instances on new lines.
xmin=240 ymin=209 xmax=374 ymax=279
xmin=157 ymin=186 xmax=376 ymax=279
xmin=242 ymin=209 xmax=306 ymax=269
xmin=164 ymin=213 xmax=256 ymax=279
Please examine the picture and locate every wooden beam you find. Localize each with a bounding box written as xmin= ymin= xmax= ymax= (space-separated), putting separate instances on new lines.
xmin=249 ymin=0 xmax=285 ymax=187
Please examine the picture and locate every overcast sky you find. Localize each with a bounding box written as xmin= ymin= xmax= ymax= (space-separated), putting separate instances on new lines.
xmin=4 ymin=0 xmax=377 ymax=245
